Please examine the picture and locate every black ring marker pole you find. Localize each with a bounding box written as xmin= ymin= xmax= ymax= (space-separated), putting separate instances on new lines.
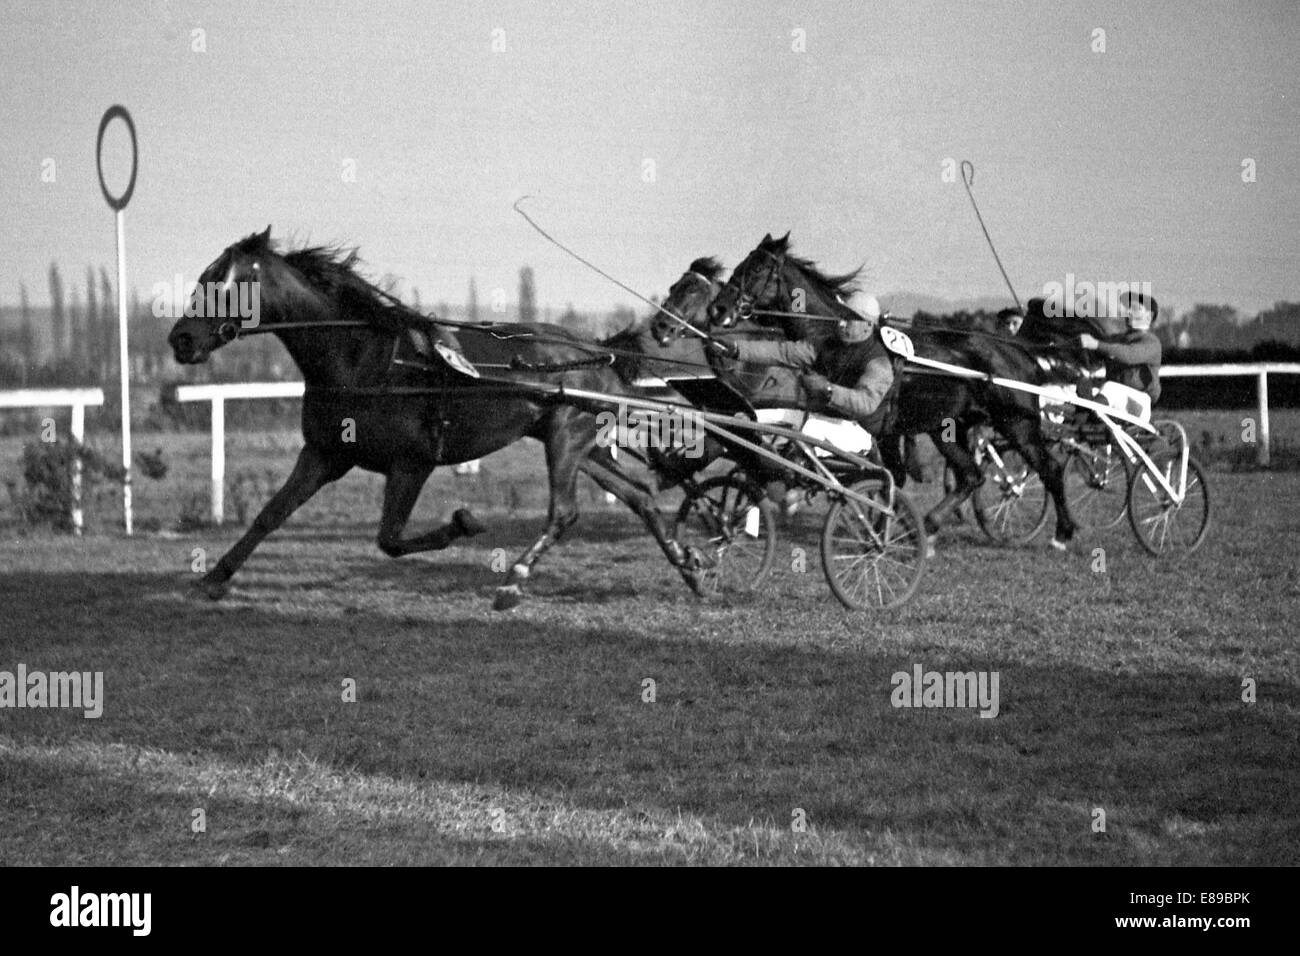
xmin=96 ymin=105 xmax=138 ymax=210
xmin=97 ymin=105 xmax=138 ymax=534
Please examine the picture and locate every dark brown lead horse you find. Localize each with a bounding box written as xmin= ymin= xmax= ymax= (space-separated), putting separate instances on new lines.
xmin=167 ymin=228 xmax=712 ymax=610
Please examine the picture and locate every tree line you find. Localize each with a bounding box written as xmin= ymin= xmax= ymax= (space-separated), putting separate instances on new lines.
xmin=16 ymin=260 xmax=1290 ymax=389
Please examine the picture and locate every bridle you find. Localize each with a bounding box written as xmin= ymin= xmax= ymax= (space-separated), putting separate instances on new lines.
xmin=213 ymin=317 xmax=369 ymax=344
xmin=720 ymin=248 xmax=786 ymax=326
xmin=655 ymin=269 xmax=721 ymax=342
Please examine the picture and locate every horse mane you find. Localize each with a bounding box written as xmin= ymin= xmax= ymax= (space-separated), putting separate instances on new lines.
xmin=763 ymin=234 xmax=861 ymax=299
xmin=787 ymin=253 xmax=862 ymax=299
xmin=688 ymin=256 xmax=726 ymax=281
xmin=281 ymin=243 xmax=429 ymax=334
xmin=269 ymin=239 xmax=659 ymax=381
xmin=601 ymin=323 xmax=647 ymax=384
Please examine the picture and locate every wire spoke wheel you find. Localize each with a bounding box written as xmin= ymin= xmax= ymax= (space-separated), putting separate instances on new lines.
xmin=1065 ymin=442 xmax=1131 ymax=530
xmin=820 ymin=481 xmax=927 ymax=611
xmin=973 ymin=447 xmax=1049 ymax=544
xmin=1127 ymin=450 xmax=1211 ymax=557
xmin=673 ymin=474 xmax=777 ymax=594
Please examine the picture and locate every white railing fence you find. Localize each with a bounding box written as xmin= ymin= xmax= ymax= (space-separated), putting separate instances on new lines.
xmin=163 ymin=364 xmax=1300 ymax=524
xmin=0 ymin=388 xmax=107 ymax=533
xmin=174 ymin=380 xmax=614 ymax=523
xmin=174 ymin=382 xmax=304 ymax=525
xmin=1160 ymin=363 xmax=1300 ymax=466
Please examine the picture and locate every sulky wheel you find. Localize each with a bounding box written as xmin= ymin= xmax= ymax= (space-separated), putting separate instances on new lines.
xmin=820 ymin=480 xmax=928 ymax=611
xmin=973 ymin=446 xmax=1050 ymax=545
xmin=673 ymin=474 xmax=777 ymax=594
xmin=1064 ymin=441 xmax=1132 ymax=530
xmin=1127 ymin=449 xmax=1210 ymax=557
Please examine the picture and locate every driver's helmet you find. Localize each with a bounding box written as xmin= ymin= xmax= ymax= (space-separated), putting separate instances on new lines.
xmin=840 ymin=292 xmax=882 ymax=323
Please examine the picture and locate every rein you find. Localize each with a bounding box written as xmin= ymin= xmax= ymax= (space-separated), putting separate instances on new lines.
xmin=212 ymin=298 xmax=725 ymax=378
xmin=508 ymin=353 xmax=615 ymax=373
xmin=225 ymin=314 xmax=720 ymax=376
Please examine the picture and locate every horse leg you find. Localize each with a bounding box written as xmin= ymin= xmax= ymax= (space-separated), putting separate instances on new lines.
xmin=904 ymin=434 xmax=926 ymax=483
xmin=577 ymin=445 xmax=711 ymax=598
xmin=492 ymin=420 xmax=587 ymax=612
xmin=921 ymin=426 xmax=982 ymax=556
xmin=1002 ymin=418 xmax=1075 ymax=550
xmin=375 ymin=466 xmax=486 ymax=558
xmin=198 ymin=444 xmax=349 ymax=599
xmin=879 ymin=433 xmax=909 ymax=487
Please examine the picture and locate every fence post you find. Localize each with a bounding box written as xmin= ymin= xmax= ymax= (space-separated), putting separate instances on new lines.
xmin=607 ymin=444 xmax=618 ymax=505
xmin=1257 ymin=370 xmax=1270 ymax=467
xmin=211 ymin=397 xmax=225 ymax=524
xmin=70 ymin=402 xmax=86 ymax=535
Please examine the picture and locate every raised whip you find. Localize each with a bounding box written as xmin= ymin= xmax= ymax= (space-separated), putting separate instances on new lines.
xmin=960 ymin=160 xmax=1022 ymax=312
xmin=512 ymin=196 xmax=710 ymax=341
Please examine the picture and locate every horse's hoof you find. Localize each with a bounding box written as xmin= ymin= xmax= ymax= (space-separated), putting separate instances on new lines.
xmin=453 ymin=508 xmax=486 ymax=537
xmin=924 ymin=535 xmax=938 ymax=560
xmin=1050 ymin=537 xmax=1069 ymax=552
xmin=679 ymin=567 xmax=710 ymax=598
xmin=493 ymin=584 xmax=524 ymax=612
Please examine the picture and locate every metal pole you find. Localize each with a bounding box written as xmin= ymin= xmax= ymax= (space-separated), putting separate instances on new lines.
xmin=98 ymin=104 xmax=138 ymax=535
xmin=71 ymin=402 xmax=85 ymax=535
xmin=1258 ymin=370 xmax=1270 ymax=467
xmin=211 ymin=397 xmax=225 ymax=525
xmin=116 ymin=208 xmax=133 ymax=534
xmin=606 ymin=444 xmax=618 ymax=505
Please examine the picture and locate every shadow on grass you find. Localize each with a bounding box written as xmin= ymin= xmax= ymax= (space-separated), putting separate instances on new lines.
xmin=189 ymin=509 xmax=692 ymax=604
xmin=2 ymin=568 xmax=1298 ymax=865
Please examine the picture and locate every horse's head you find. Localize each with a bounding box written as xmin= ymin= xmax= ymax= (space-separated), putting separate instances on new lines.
xmin=170 ymin=225 xmax=314 ymax=364
xmin=710 ymin=233 xmax=861 ymax=348
xmin=652 ymin=257 xmax=726 ymax=346
xmin=708 ymin=232 xmax=790 ymax=330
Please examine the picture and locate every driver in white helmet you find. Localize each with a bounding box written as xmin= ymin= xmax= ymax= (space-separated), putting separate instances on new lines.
xmin=708 ymin=292 xmax=899 ymax=440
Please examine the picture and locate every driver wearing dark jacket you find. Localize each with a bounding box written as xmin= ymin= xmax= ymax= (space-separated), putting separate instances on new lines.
xmin=1077 ymin=291 xmax=1162 ymax=405
xmin=709 ymin=293 xmax=898 ymax=435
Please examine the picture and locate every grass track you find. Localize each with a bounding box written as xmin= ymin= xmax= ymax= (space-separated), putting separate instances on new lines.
xmin=2 ymin=430 xmax=1297 ymax=864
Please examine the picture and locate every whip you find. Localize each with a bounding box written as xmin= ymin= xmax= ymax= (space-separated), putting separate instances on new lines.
xmin=960 ymin=160 xmax=1022 ymax=312
xmin=512 ymin=196 xmax=711 ymax=341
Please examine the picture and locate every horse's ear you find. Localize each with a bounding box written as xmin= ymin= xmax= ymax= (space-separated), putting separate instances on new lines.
xmin=779 ymin=230 xmax=791 ymax=246
xmin=258 ymin=224 xmax=272 ymax=247
xmin=762 ymin=232 xmax=773 ymax=244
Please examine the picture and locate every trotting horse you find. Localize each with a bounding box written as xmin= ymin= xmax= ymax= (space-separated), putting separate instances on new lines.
xmin=700 ymin=233 xmax=1078 ymax=550
xmin=167 ymin=227 xmax=713 ymax=610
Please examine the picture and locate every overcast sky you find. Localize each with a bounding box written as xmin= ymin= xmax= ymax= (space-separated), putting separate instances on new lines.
xmin=2 ymin=0 xmax=1297 ymax=317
